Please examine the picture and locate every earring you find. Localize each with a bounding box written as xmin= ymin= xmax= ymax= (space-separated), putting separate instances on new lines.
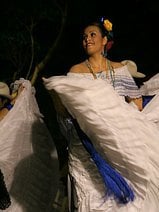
xmin=101 ymin=49 xmax=107 ymax=58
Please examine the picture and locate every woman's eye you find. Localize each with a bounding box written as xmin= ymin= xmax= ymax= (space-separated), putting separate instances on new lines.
xmin=82 ymin=32 xmax=96 ymax=40
xmin=90 ymin=32 xmax=96 ymax=37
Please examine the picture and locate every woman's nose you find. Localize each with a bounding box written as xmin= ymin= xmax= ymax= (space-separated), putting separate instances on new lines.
xmin=85 ymin=35 xmax=91 ymax=42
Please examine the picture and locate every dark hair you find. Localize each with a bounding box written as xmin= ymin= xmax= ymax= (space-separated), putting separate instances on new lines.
xmin=82 ymin=18 xmax=113 ymax=41
xmin=0 ymin=95 xmax=8 ymax=101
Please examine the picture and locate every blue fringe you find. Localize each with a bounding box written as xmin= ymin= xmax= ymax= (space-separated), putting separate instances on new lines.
xmin=73 ymin=119 xmax=135 ymax=204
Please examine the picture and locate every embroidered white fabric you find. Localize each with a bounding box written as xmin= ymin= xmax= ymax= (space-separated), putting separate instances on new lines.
xmin=140 ymin=73 xmax=159 ymax=95
xmin=0 ymin=79 xmax=59 ymax=212
xmin=44 ymin=75 xmax=159 ymax=212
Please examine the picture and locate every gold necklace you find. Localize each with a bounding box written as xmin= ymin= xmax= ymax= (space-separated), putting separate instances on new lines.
xmin=85 ymin=59 xmax=115 ymax=87
xmin=85 ymin=59 xmax=97 ymax=79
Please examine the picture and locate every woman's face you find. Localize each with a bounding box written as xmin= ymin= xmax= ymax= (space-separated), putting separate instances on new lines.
xmin=82 ymin=25 xmax=107 ymax=56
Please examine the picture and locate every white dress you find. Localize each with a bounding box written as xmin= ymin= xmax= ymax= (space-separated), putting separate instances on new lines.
xmin=43 ymin=65 xmax=159 ymax=212
xmin=0 ymin=79 xmax=59 ymax=212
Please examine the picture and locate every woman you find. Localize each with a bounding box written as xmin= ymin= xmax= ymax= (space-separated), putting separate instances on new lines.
xmin=43 ymin=17 xmax=159 ymax=211
xmin=68 ymin=18 xmax=143 ymax=111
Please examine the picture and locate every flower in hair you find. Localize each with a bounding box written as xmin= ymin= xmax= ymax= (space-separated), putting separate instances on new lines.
xmin=103 ymin=19 xmax=112 ymax=32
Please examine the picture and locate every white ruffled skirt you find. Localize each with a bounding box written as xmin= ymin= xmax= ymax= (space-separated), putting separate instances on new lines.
xmin=44 ymin=76 xmax=159 ymax=212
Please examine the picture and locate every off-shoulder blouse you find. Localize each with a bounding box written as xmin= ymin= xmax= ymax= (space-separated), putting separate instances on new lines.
xmin=67 ymin=64 xmax=141 ymax=99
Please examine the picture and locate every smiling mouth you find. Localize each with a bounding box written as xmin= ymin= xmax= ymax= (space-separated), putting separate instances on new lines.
xmin=86 ymin=43 xmax=94 ymax=49
xmin=87 ymin=43 xmax=93 ymax=46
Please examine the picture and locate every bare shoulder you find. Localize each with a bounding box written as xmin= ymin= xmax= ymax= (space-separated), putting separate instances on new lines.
xmin=69 ymin=64 xmax=82 ymax=73
xmin=68 ymin=62 xmax=86 ymax=73
xmin=110 ymin=60 xmax=123 ymax=69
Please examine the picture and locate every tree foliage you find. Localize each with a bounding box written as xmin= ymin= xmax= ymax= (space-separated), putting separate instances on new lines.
xmin=0 ymin=0 xmax=68 ymax=84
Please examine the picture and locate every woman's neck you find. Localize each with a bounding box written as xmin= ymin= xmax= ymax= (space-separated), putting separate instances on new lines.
xmin=87 ymin=55 xmax=107 ymax=71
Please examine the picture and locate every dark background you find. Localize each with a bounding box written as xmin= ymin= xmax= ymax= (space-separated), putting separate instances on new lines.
xmin=46 ymin=0 xmax=159 ymax=79
xmin=0 ymin=0 xmax=159 ymax=79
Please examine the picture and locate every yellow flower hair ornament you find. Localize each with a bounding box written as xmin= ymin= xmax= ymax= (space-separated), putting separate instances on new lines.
xmin=100 ymin=17 xmax=114 ymax=56
xmin=100 ymin=17 xmax=113 ymax=40
xmin=103 ymin=19 xmax=112 ymax=31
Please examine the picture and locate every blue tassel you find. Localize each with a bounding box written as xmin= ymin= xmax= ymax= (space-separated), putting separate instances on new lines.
xmin=73 ymin=119 xmax=135 ymax=204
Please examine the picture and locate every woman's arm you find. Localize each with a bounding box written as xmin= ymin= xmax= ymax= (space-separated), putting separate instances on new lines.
xmin=0 ymin=108 xmax=10 ymax=121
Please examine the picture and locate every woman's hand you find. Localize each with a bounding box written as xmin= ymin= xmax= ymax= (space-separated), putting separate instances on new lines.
xmin=11 ymin=84 xmax=24 ymax=104
xmin=126 ymin=96 xmax=143 ymax=111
